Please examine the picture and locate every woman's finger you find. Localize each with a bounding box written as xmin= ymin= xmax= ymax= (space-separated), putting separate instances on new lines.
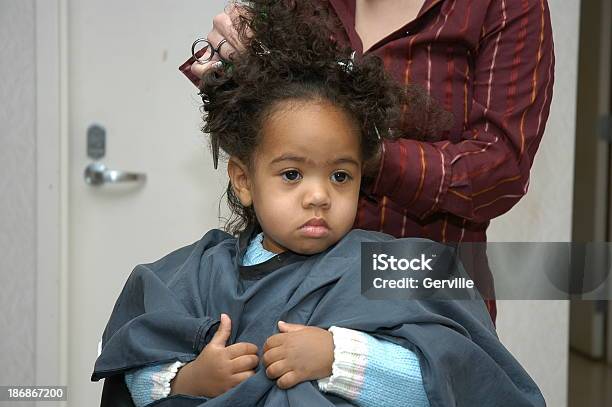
xmin=207 ymin=29 xmax=238 ymax=62
xmin=190 ymin=59 xmax=223 ymax=79
xmin=214 ymin=5 xmax=247 ymax=52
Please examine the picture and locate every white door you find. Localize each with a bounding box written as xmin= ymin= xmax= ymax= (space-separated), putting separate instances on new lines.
xmin=68 ymin=1 xmax=228 ymax=405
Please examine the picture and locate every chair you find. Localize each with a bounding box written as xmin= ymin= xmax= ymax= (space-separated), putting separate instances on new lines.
xmin=100 ymin=374 xmax=136 ymax=407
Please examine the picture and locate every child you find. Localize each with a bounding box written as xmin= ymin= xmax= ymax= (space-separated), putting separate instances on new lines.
xmin=92 ymin=2 xmax=545 ymax=406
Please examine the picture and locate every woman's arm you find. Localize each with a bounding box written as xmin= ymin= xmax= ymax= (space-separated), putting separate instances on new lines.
xmin=366 ymin=0 xmax=554 ymax=223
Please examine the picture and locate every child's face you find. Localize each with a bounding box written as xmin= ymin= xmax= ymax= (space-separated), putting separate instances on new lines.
xmin=230 ymin=99 xmax=363 ymax=255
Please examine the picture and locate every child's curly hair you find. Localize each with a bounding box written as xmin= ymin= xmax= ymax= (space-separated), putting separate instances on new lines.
xmin=199 ymin=0 xmax=452 ymax=236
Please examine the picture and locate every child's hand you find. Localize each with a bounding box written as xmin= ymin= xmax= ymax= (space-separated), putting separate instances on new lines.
xmin=170 ymin=314 xmax=259 ymax=397
xmin=262 ymin=321 xmax=334 ymax=389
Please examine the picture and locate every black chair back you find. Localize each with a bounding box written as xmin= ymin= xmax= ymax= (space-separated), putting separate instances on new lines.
xmin=100 ymin=374 xmax=136 ymax=407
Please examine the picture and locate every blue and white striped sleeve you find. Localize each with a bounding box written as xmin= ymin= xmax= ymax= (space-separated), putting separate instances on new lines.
xmin=124 ymin=361 xmax=185 ymax=407
xmin=317 ymin=327 xmax=430 ymax=407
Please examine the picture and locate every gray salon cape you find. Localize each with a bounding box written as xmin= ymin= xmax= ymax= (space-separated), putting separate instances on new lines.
xmin=92 ymin=225 xmax=545 ymax=407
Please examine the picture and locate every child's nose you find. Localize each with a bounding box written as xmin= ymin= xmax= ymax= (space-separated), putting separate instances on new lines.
xmin=302 ymin=183 xmax=331 ymax=209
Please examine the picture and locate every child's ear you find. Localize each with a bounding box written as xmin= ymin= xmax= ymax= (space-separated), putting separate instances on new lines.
xmin=227 ymin=157 xmax=253 ymax=207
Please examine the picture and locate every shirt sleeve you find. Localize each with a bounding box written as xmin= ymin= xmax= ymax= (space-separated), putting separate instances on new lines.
xmin=124 ymin=361 xmax=185 ymax=407
xmin=318 ymin=327 xmax=429 ymax=407
xmin=366 ymin=0 xmax=555 ymax=223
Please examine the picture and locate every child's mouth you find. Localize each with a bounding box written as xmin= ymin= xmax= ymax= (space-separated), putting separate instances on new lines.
xmin=299 ymin=225 xmax=330 ymax=238
xmin=299 ymin=218 xmax=331 ymax=238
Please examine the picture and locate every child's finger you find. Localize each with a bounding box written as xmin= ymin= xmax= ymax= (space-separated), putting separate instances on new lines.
xmin=226 ymin=341 xmax=258 ymax=358
xmin=261 ymin=346 xmax=284 ymax=368
xmin=209 ymin=313 xmax=232 ymax=346
xmin=278 ymin=321 xmax=306 ymax=333
xmin=263 ymin=333 xmax=285 ymax=353
xmin=276 ymin=371 xmax=299 ymax=390
xmin=230 ymin=354 xmax=259 ymax=373
xmin=229 ymin=370 xmax=256 ymax=387
xmin=265 ymin=360 xmax=290 ymax=380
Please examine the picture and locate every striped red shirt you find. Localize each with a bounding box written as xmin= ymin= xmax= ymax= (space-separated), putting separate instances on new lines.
xmin=330 ymin=0 xmax=555 ymax=324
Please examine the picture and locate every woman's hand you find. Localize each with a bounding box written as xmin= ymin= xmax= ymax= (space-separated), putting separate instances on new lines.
xmin=191 ymin=3 xmax=250 ymax=78
xmin=170 ymin=314 xmax=259 ymax=397
xmin=262 ymin=321 xmax=334 ymax=389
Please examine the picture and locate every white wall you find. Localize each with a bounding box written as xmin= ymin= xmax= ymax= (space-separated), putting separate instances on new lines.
xmin=488 ymin=1 xmax=581 ymax=406
xmin=0 ymin=0 xmax=37 ymax=401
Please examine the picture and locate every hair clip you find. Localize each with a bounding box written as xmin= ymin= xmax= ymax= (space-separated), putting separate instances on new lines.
xmin=337 ymin=50 xmax=356 ymax=73
xmin=374 ymin=124 xmax=382 ymax=140
xmin=252 ymin=39 xmax=271 ymax=57
xmin=212 ymin=134 xmax=220 ymax=170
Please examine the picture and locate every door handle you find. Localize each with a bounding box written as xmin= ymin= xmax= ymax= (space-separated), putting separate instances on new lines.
xmin=84 ymin=162 xmax=147 ymax=186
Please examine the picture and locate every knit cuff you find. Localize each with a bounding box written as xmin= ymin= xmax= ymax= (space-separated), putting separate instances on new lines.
xmin=317 ymin=326 xmax=368 ymax=400
xmin=125 ymin=361 xmax=187 ymax=407
xmin=151 ymin=361 xmax=186 ymax=399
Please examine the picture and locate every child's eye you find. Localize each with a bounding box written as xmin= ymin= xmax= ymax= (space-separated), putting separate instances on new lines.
xmin=331 ymin=171 xmax=352 ymax=184
xmin=281 ymin=170 xmax=302 ymax=182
